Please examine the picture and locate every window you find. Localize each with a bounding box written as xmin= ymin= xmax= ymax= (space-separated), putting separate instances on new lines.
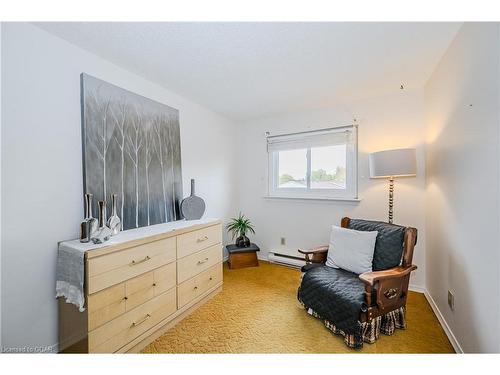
xmin=267 ymin=125 xmax=358 ymax=199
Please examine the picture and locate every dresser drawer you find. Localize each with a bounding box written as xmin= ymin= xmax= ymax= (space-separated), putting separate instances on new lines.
xmin=88 ymin=283 xmax=126 ymax=331
xmin=125 ymin=272 xmax=155 ymax=311
xmin=176 ymin=224 xmax=222 ymax=259
xmin=87 ymin=262 xmax=177 ymax=330
xmin=87 ymin=237 xmax=176 ymax=294
xmin=89 ymin=287 xmax=177 ymax=353
xmin=177 ymin=244 xmax=222 ymax=283
xmin=178 ymin=263 xmax=223 ymax=308
xmin=153 ymin=262 xmax=177 ymax=296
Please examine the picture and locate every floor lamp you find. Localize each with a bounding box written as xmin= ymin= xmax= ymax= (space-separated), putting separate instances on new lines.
xmin=369 ymin=148 xmax=416 ymax=224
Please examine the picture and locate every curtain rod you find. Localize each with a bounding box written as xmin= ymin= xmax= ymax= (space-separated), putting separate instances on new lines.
xmin=266 ymin=124 xmax=357 ymax=139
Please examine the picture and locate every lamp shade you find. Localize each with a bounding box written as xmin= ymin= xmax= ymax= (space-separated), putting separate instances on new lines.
xmin=369 ymin=148 xmax=416 ymax=178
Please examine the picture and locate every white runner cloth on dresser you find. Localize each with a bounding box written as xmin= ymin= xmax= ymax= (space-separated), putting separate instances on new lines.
xmin=55 ymin=218 xmax=216 ymax=312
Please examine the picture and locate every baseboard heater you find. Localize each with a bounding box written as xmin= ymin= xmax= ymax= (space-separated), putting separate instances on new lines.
xmin=268 ymin=252 xmax=306 ymax=269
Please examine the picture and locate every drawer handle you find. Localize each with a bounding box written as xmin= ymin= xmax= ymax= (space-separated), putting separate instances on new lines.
xmin=152 ymin=283 xmax=157 ymax=287
xmin=209 ymin=277 xmax=213 ymax=281
xmin=131 ymin=314 xmax=151 ymax=327
xmin=130 ymin=256 xmax=151 ymax=266
xmin=197 ymin=236 xmax=209 ymax=243
xmin=197 ymin=257 xmax=209 ymax=265
xmin=194 ymin=286 xmax=198 ymax=290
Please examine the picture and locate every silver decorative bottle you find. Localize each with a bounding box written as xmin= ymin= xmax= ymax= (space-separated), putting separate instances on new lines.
xmin=91 ymin=200 xmax=112 ymax=244
xmin=107 ymin=193 xmax=121 ymax=235
xmin=80 ymin=193 xmax=98 ymax=243
xmin=97 ymin=200 xmax=107 ymax=228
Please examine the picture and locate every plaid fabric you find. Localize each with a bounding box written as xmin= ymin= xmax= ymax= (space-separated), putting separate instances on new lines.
xmin=380 ymin=307 xmax=406 ymax=335
xmin=303 ymin=304 xmax=406 ymax=349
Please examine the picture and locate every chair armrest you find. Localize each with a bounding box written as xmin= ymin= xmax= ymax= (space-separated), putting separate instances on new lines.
xmin=359 ymin=265 xmax=417 ymax=312
xmin=298 ymin=245 xmax=329 ymax=264
xmin=298 ymin=245 xmax=329 ymax=255
xmin=359 ymin=265 xmax=417 ymax=286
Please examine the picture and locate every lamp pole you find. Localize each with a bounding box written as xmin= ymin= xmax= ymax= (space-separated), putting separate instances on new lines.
xmin=388 ymin=176 xmax=394 ymax=224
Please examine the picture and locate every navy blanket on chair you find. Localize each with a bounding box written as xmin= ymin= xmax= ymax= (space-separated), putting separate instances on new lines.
xmin=297 ymin=265 xmax=367 ymax=335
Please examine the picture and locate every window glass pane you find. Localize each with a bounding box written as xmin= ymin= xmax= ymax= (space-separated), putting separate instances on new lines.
xmin=278 ymin=149 xmax=307 ymax=188
xmin=310 ymin=145 xmax=347 ymax=189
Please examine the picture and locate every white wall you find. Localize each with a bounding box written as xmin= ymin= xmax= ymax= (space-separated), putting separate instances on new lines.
xmin=425 ymin=23 xmax=500 ymax=353
xmin=0 ymin=23 xmax=238 ymax=351
xmin=237 ymin=90 xmax=427 ymax=289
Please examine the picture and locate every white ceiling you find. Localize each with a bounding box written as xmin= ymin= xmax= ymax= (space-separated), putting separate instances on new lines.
xmin=35 ymin=22 xmax=461 ymax=121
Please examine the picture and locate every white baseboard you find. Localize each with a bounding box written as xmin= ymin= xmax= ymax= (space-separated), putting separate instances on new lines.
xmin=409 ymin=285 xmax=462 ymax=353
xmin=409 ymin=284 xmax=426 ymax=293
xmin=423 ymin=290 xmax=463 ymax=353
xmin=257 ymin=253 xmax=268 ymax=261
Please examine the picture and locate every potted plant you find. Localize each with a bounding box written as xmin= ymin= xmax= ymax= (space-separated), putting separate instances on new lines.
xmin=226 ymin=213 xmax=255 ymax=248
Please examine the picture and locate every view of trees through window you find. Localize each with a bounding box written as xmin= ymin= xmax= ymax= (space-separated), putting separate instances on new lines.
xmin=311 ymin=144 xmax=346 ymax=189
xmin=278 ymin=148 xmax=307 ymax=188
xmin=278 ymin=145 xmax=346 ymax=189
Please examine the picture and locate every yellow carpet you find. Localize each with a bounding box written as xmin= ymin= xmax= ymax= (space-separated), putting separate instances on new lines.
xmin=143 ymin=261 xmax=454 ymax=353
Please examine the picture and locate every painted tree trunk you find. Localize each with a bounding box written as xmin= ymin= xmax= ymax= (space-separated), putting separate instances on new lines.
xmin=81 ymin=73 xmax=182 ymax=230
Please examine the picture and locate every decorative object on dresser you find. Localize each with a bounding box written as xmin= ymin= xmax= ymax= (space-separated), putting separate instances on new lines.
xmin=80 ymin=193 xmax=98 ymax=243
xmin=225 ymin=243 xmax=260 ymax=269
xmin=97 ymin=200 xmax=107 ymax=228
xmin=57 ymin=219 xmax=223 ymax=353
xmin=90 ymin=199 xmax=112 ymax=244
xmin=180 ymin=179 xmax=206 ymax=220
xmin=226 ymin=212 xmax=255 ymax=248
xmin=91 ymin=225 xmax=113 ymax=244
xmin=107 ymin=193 xmax=122 ymax=235
xmin=369 ymin=148 xmax=417 ymax=224
xmin=297 ymin=217 xmax=417 ymax=349
xmin=81 ymin=73 xmax=183 ymax=230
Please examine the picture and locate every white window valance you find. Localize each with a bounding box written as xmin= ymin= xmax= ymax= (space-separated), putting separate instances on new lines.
xmin=267 ymin=126 xmax=355 ymax=152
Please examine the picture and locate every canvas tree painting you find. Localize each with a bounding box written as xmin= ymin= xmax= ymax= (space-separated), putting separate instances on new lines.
xmin=81 ymin=73 xmax=183 ymax=230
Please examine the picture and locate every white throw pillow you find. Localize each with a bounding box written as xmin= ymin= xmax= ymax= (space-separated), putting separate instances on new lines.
xmin=326 ymin=225 xmax=378 ymax=274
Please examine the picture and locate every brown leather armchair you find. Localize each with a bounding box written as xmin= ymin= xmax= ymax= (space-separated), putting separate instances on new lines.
xmin=298 ymin=217 xmax=417 ymax=323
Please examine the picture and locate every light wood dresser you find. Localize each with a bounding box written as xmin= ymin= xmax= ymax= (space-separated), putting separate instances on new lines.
xmin=58 ymin=219 xmax=223 ymax=353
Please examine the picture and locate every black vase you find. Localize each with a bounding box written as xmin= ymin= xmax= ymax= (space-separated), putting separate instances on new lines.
xmin=235 ymin=234 xmax=250 ymax=248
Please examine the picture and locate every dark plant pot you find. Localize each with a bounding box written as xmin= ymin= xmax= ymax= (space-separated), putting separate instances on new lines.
xmin=235 ymin=234 xmax=250 ymax=248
